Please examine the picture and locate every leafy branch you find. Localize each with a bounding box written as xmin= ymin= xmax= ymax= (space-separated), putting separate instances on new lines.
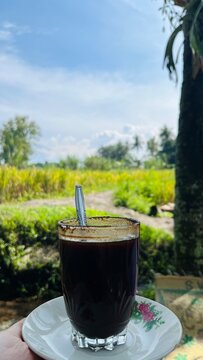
xmin=162 ymin=0 xmax=203 ymax=80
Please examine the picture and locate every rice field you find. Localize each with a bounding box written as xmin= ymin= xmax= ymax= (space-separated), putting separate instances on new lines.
xmin=0 ymin=166 xmax=175 ymax=208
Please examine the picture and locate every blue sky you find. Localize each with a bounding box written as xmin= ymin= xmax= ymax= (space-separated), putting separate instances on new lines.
xmin=0 ymin=0 xmax=181 ymax=162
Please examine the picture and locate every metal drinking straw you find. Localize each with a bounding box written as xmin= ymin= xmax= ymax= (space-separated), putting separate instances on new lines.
xmin=75 ymin=185 xmax=87 ymax=226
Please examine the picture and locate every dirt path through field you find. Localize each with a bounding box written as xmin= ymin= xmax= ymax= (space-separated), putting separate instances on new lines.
xmin=22 ymin=191 xmax=174 ymax=234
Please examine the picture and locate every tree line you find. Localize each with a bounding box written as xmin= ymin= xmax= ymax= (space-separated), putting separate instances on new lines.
xmin=0 ymin=116 xmax=176 ymax=170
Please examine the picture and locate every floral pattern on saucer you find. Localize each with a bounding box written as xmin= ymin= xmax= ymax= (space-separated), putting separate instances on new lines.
xmin=133 ymin=301 xmax=165 ymax=331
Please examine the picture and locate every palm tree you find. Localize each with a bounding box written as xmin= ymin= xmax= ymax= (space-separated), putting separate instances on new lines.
xmin=163 ymin=0 xmax=203 ymax=274
xmin=159 ymin=126 xmax=176 ymax=166
xmin=147 ymin=137 xmax=159 ymax=157
xmin=133 ymin=135 xmax=143 ymax=152
xmin=159 ymin=126 xmax=173 ymax=143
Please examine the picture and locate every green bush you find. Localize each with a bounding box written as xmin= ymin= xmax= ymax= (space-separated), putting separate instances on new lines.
xmin=114 ymin=170 xmax=174 ymax=215
xmin=114 ymin=183 xmax=152 ymax=214
xmin=0 ymin=206 xmax=112 ymax=299
xmin=139 ymin=224 xmax=175 ymax=284
xmin=83 ymin=156 xmax=114 ymax=170
xmin=0 ymin=205 xmax=175 ymax=299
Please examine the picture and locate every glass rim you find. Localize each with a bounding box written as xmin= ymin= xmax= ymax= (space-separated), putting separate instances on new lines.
xmin=58 ymin=216 xmax=139 ymax=229
xmin=58 ymin=216 xmax=140 ymax=242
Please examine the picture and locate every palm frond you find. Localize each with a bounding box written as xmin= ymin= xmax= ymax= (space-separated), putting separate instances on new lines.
xmin=163 ymin=23 xmax=183 ymax=82
xmin=190 ymin=0 xmax=203 ymax=56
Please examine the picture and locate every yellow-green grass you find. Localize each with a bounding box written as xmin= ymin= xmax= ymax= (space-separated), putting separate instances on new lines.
xmin=0 ymin=167 xmax=174 ymax=207
xmin=113 ymin=169 xmax=174 ymax=214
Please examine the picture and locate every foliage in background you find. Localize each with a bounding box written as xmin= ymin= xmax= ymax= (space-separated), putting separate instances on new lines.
xmin=0 ymin=205 xmax=174 ymax=299
xmin=0 ymin=206 xmax=109 ymax=299
xmin=158 ymin=126 xmax=176 ymax=166
xmin=83 ymin=156 xmax=114 ymax=170
xmin=144 ymin=157 xmax=166 ymax=170
xmin=0 ymin=116 xmax=40 ymax=168
xmin=0 ymin=116 xmax=176 ymax=170
xmin=98 ymin=141 xmax=131 ymax=161
xmin=0 ymin=167 xmax=118 ymax=202
xmin=114 ymin=170 xmax=174 ymax=214
xmin=30 ymin=125 xmax=176 ymax=171
xmin=0 ymin=168 xmax=174 ymax=206
xmin=145 ymin=126 xmax=176 ymax=169
xmin=95 ymin=126 xmax=176 ymax=169
xmin=59 ymin=155 xmax=79 ymax=170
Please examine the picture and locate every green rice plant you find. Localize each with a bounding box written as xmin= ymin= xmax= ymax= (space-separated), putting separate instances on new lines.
xmin=114 ymin=169 xmax=174 ymax=215
xmin=127 ymin=195 xmax=152 ymax=214
xmin=0 ymin=167 xmax=174 ymax=204
xmin=0 ymin=167 xmax=123 ymax=202
xmin=0 ymin=167 xmax=175 ymax=220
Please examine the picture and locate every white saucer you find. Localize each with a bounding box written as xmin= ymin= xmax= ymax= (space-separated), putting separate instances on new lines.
xmin=22 ymin=296 xmax=182 ymax=360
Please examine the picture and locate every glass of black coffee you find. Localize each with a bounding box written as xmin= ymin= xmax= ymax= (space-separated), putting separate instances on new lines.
xmin=58 ymin=216 xmax=140 ymax=351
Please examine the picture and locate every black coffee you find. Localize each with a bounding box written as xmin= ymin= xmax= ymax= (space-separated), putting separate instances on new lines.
xmin=60 ymin=236 xmax=138 ymax=339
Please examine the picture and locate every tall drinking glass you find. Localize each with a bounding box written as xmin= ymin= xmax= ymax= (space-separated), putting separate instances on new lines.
xmin=58 ymin=216 xmax=140 ymax=351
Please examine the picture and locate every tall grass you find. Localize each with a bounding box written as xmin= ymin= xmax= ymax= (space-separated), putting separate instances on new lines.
xmin=0 ymin=167 xmax=119 ymax=202
xmin=0 ymin=167 xmax=175 ymax=206
xmin=114 ymin=169 xmax=175 ymax=214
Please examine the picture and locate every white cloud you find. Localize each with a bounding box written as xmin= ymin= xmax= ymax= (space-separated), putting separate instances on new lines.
xmin=0 ymin=21 xmax=58 ymax=48
xmin=0 ymin=30 xmax=12 ymax=41
xmin=92 ymin=125 xmax=140 ymax=148
xmin=0 ymin=22 xmax=31 ymax=43
xmin=3 ymin=22 xmax=17 ymax=30
xmin=34 ymin=125 xmax=150 ymax=162
xmin=34 ymin=136 xmax=95 ymax=162
xmin=0 ymin=52 xmax=180 ymax=162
